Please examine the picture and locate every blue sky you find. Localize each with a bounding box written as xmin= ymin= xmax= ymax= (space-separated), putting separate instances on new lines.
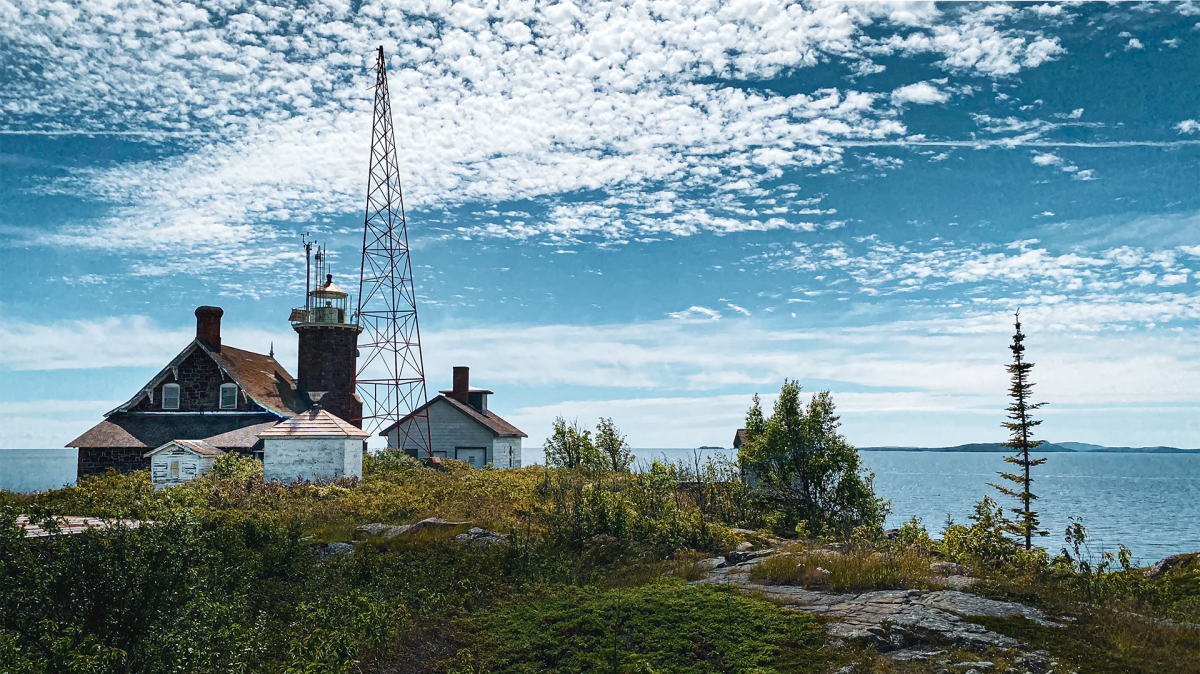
xmin=2 ymin=0 xmax=1199 ymax=451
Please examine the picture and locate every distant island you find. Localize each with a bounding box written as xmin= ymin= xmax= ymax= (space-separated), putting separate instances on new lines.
xmin=697 ymin=445 xmax=726 ymax=450
xmin=860 ymin=442 xmax=1199 ymax=454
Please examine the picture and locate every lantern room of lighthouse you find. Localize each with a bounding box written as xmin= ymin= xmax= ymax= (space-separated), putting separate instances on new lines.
xmin=289 ymin=242 xmax=363 ymax=427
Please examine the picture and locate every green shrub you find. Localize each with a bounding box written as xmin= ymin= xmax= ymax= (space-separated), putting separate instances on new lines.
xmin=478 ymin=580 xmax=828 ymax=673
xmin=737 ymin=382 xmax=888 ymax=538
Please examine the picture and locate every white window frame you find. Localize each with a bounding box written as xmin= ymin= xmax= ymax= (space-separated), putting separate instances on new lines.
xmin=162 ymin=383 xmax=181 ymax=410
xmin=219 ymin=383 xmax=238 ymax=410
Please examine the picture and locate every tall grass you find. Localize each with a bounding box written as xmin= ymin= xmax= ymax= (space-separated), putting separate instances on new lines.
xmin=750 ymin=543 xmax=937 ymax=592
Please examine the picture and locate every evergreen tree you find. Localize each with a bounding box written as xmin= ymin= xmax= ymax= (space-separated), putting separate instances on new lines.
xmin=990 ymin=310 xmax=1049 ymax=550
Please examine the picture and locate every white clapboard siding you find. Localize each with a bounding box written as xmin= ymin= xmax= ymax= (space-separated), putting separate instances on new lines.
xmin=387 ymin=398 xmax=522 ymax=467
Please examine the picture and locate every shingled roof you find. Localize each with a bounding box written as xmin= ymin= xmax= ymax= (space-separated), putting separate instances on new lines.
xmin=258 ymin=408 xmax=369 ymax=439
xmin=105 ymin=340 xmax=308 ymax=419
xmin=68 ymin=416 xmax=279 ymax=450
xmin=144 ymin=439 xmax=223 ymax=458
xmin=203 ymin=343 xmax=309 ymax=417
xmin=380 ymin=394 xmax=527 ymax=438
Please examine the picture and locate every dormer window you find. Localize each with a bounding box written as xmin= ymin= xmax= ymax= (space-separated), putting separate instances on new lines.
xmin=162 ymin=384 xmax=181 ymax=410
xmin=220 ymin=384 xmax=238 ymax=410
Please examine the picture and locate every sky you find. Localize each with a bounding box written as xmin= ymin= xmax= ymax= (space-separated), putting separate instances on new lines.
xmin=2 ymin=0 xmax=1199 ymax=452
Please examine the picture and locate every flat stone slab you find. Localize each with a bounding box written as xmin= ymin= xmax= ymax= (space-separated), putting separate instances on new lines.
xmin=695 ymin=562 xmax=1059 ymax=650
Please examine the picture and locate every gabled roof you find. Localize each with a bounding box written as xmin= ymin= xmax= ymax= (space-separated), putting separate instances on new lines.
xmin=106 ymin=339 xmax=308 ymax=418
xmin=733 ymin=428 xmax=748 ymax=449
xmin=379 ymin=394 xmax=527 ymax=438
xmin=258 ymin=408 xmax=370 ymax=439
xmin=144 ymin=439 xmax=224 ymax=458
xmin=69 ymin=415 xmax=277 ymax=449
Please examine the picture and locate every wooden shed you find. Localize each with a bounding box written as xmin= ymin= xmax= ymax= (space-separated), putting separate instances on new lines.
xmin=144 ymin=440 xmax=223 ymax=487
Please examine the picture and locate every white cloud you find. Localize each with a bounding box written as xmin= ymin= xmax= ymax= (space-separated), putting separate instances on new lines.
xmin=1125 ymin=38 xmax=1145 ymax=51
xmin=1031 ymin=152 xmax=1062 ymax=166
xmin=726 ymin=303 xmax=751 ymax=316
xmin=891 ymin=81 xmax=950 ymax=105
xmin=1177 ymin=120 xmax=1200 ymax=134
xmin=1 ymin=0 xmax=1085 ymax=258
xmin=668 ymin=306 xmax=723 ymax=322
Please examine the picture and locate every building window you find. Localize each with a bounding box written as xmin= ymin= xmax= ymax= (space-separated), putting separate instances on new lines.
xmin=220 ymin=384 xmax=238 ymax=410
xmin=162 ymin=384 xmax=181 ymax=410
xmin=170 ymin=460 xmax=180 ymax=478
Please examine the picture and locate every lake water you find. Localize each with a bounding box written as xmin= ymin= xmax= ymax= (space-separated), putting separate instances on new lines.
xmin=7 ymin=447 xmax=1196 ymax=563
xmin=0 ymin=448 xmax=77 ymax=493
xmin=553 ymin=448 xmax=1200 ymax=564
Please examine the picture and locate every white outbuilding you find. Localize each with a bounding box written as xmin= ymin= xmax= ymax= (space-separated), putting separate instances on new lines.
xmin=259 ymin=408 xmax=369 ymax=483
xmin=380 ymin=366 xmax=526 ymax=468
xmin=144 ymin=440 xmax=224 ymax=487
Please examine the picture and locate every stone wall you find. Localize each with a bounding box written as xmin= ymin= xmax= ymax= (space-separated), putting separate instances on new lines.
xmin=130 ymin=348 xmax=260 ymax=413
xmin=295 ymin=324 xmax=360 ymax=426
xmin=78 ymin=447 xmax=150 ymax=477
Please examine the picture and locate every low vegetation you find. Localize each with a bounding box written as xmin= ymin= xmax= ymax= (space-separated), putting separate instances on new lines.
xmin=2 ymin=386 xmax=1197 ymax=673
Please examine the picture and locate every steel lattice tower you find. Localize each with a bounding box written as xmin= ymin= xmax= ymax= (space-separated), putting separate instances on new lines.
xmin=355 ymin=46 xmax=432 ymax=455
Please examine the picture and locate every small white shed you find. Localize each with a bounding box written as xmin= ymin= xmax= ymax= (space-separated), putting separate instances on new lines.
xmin=259 ymin=408 xmax=369 ymax=483
xmin=144 ymin=440 xmax=224 ymax=487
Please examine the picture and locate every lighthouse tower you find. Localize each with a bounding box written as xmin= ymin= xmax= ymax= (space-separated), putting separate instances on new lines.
xmin=290 ymin=246 xmax=363 ymax=426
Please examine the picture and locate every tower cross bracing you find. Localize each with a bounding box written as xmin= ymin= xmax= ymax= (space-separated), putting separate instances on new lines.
xmin=355 ymin=46 xmax=432 ymax=455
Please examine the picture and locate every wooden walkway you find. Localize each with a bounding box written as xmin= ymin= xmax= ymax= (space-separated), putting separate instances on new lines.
xmin=15 ymin=515 xmax=143 ymax=538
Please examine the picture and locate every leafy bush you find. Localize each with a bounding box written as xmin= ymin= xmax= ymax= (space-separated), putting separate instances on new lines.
xmin=939 ymin=496 xmax=1045 ymax=571
xmin=536 ymin=462 xmax=733 ymax=555
xmin=738 ymin=382 xmax=888 ymax=538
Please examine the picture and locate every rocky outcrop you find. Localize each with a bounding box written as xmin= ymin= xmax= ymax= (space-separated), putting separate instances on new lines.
xmin=1142 ymin=552 xmax=1198 ymax=578
xmin=454 ymin=527 xmax=507 ymax=547
xmin=314 ymin=541 xmax=355 ymax=560
xmin=355 ymin=517 xmax=470 ymax=540
xmin=694 ymin=557 xmax=1059 ymax=652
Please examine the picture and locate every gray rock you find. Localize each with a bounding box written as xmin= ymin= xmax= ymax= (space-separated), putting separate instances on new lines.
xmin=735 ymin=540 xmax=754 ymax=552
xmin=1143 ymin=552 xmax=1197 ymax=578
xmin=727 ymin=548 xmax=776 ymax=564
xmin=314 ymin=541 xmax=355 ymax=559
xmin=930 ymin=561 xmax=969 ymax=576
xmin=692 ymin=559 xmax=1059 ymax=649
xmin=833 ymin=665 xmax=857 ymax=674
xmin=821 ymin=542 xmax=850 ymax=553
xmin=952 ymin=663 xmax=994 ymax=671
xmin=964 ymin=670 xmax=979 ymax=674
xmin=454 ymin=527 xmax=507 ymax=546
xmin=945 ymin=575 xmax=978 ymax=590
xmin=887 ymin=648 xmax=946 ymax=662
xmin=406 ymin=517 xmax=470 ymax=534
xmin=694 ymin=556 xmax=726 ymax=572
xmin=382 ymin=524 xmax=413 ymax=538
xmin=354 ymin=523 xmax=390 ymax=539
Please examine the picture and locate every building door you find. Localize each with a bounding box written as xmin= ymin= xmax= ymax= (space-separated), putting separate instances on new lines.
xmin=455 ymin=447 xmax=486 ymax=468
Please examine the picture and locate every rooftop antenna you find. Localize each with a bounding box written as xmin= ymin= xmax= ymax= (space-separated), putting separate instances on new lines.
xmin=355 ymin=46 xmax=433 ymax=456
xmin=302 ymin=232 xmax=313 ymax=304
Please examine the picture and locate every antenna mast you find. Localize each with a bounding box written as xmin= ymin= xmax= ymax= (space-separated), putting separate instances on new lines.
xmin=355 ymin=46 xmax=433 ymax=456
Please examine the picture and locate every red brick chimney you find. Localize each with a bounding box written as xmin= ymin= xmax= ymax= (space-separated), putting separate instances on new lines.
xmin=195 ymin=306 xmax=223 ymax=352
xmin=452 ymin=366 xmax=470 ymax=405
